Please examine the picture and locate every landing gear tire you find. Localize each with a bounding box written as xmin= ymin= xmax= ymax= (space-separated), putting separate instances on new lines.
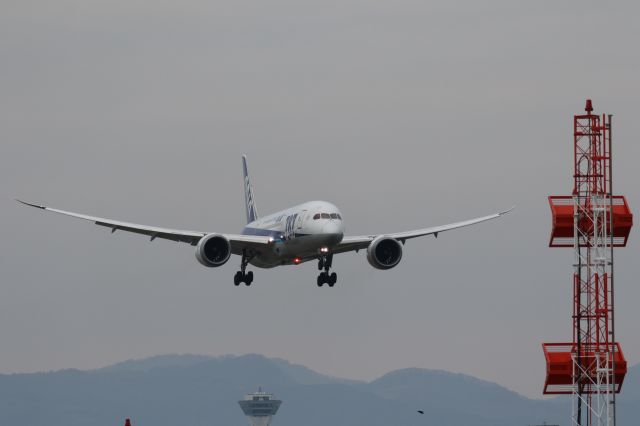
xmin=235 ymin=271 xmax=253 ymax=286
xmin=317 ymin=271 xmax=337 ymax=287
xmin=235 ymin=249 xmax=255 ymax=286
xmin=328 ymin=272 xmax=337 ymax=287
xmin=317 ymin=253 xmax=337 ymax=287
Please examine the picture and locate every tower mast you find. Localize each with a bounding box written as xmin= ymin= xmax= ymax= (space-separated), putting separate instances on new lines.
xmin=543 ymin=100 xmax=633 ymax=426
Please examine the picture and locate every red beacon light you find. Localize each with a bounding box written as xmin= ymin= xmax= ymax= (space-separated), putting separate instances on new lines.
xmin=293 ymin=257 xmax=302 ymax=265
xmin=585 ymin=98 xmax=593 ymax=113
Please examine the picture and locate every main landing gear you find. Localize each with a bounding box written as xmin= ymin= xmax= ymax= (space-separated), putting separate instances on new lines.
xmin=234 ymin=250 xmax=254 ymax=286
xmin=317 ymin=253 xmax=337 ymax=287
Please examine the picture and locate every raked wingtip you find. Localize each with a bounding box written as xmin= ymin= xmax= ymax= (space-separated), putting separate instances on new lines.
xmin=15 ymin=199 xmax=46 ymax=209
xmin=499 ymin=205 xmax=516 ymax=216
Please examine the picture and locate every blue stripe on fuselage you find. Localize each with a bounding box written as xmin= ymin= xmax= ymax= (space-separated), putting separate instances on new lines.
xmin=242 ymin=227 xmax=282 ymax=238
xmin=241 ymin=227 xmax=309 ymax=240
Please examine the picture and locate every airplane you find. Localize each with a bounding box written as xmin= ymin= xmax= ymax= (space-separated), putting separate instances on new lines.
xmin=17 ymin=155 xmax=512 ymax=287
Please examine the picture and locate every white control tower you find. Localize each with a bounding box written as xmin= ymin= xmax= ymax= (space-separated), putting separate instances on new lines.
xmin=238 ymin=388 xmax=282 ymax=426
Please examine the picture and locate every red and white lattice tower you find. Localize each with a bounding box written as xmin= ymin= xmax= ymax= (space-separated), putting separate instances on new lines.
xmin=543 ymin=100 xmax=633 ymax=426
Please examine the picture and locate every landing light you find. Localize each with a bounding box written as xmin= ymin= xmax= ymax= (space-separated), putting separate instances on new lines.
xmin=320 ymin=247 xmax=329 ymax=253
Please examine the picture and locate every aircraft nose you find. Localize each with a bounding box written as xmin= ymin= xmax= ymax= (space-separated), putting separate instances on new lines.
xmin=322 ymin=221 xmax=344 ymax=245
xmin=323 ymin=220 xmax=341 ymax=234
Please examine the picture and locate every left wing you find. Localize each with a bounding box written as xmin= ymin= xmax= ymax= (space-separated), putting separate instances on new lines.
xmin=16 ymin=200 xmax=271 ymax=255
xmin=333 ymin=207 xmax=514 ymax=254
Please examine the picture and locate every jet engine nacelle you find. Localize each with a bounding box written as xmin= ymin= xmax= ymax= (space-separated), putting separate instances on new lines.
xmin=366 ymin=236 xmax=403 ymax=270
xmin=195 ymin=234 xmax=231 ymax=267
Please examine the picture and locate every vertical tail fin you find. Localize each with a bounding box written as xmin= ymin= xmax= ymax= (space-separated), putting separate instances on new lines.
xmin=242 ymin=155 xmax=259 ymax=224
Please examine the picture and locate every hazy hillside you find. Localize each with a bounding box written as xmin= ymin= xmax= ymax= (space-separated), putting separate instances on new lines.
xmin=620 ymin=363 xmax=639 ymax=400
xmin=0 ymin=355 xmax=636 ymax=426
xmin=618 ymin=363 xmax=639 ymax=425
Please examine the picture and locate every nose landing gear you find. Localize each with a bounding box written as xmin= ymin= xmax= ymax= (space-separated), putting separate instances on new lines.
xmin=234 ymin=250 xmax=254 ymax=286
xmin=317 ymin=253 xmax=337 ymax=287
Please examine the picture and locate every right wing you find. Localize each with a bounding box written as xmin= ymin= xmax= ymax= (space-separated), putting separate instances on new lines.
xmin=16 ymin=200 xmax=272 ymax=255
xmin=333 ymin=207 xmax=514 ymax=254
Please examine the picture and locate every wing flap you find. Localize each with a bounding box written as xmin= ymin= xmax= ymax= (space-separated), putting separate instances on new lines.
xmin=17 ymin=199 xmax=206 ymax=244
xmin=388 ymin=207 xmax=513 ymax=242
xmin=16 ymin=199 xmax=273 ymax=253
xmin=334 ymin=207 xmax=513 ymax=254
xmin=94 ymin=221 xmax=202 ymax=244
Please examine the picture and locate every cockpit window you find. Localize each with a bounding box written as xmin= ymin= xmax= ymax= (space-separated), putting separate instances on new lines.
xmin=315 ymin=212 xmax=342 ymax=220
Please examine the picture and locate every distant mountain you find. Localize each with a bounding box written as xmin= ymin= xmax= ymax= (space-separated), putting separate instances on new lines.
xmin=269 ymin=357 xmax=362 ymax=386
xmin=96 ymin=354 xmax=214 ymax=373
xmin=368 ymin=368 xmax=560 ymax=425
xmin=0 ymin=354 xmax=636 ymax=426
xmin=98 ymin=354 xmax=360 ymax=386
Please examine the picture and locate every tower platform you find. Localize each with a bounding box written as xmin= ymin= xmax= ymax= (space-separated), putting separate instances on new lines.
xmin=238 ymin=388 xmax=282 ymax=426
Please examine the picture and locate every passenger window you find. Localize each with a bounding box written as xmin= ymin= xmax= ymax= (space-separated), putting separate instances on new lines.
xmin=313 ymin=213 xmax=320 ymax=220
xmin=321 ymin=213 xmax=330 ymax=219
xmin=330 ymin=213 xmax=338 ymax=219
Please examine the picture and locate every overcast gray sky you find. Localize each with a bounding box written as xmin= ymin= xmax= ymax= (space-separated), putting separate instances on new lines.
xmin=1 ymin=0 xmax=638 ymax=398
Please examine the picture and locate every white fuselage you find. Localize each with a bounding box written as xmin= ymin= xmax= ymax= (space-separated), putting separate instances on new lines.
xmin=241 ymin=201 xmax=345 ymax=268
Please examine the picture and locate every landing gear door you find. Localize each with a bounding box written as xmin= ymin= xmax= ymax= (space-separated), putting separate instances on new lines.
xmin=296 ymin=210 xmax=307 ymax=231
